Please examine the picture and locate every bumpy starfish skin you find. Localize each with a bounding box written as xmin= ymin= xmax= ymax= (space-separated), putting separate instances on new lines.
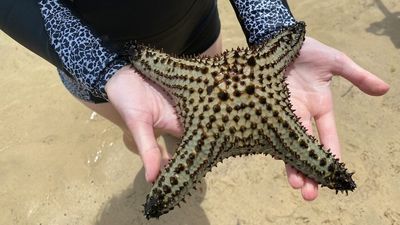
xmin=128 ymin=22 xmax=356 ymax=219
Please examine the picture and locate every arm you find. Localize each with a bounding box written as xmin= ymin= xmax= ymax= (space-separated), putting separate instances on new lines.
xmin=229 ymin=0 xmax=296 ymax=45
xmin=38 ymin=0 xmax=128 ymax=101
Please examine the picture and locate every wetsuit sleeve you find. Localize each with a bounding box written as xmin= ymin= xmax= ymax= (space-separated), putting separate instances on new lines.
xmin=229 ymin=0 xmax=296 ymax=45
xmin=0 ymin=0 xmax=63 ymax=68
xmin=38 ymin=0 xmax=129 ymax=101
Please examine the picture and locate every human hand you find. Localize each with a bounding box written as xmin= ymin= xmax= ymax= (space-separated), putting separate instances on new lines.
xmin=284 ymin=37 xmax=390 ymax=200
xmin=105 ymin=66 xmax=182 ymax=182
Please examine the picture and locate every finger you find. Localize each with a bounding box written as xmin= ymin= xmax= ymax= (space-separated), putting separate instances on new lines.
xmin=333 ymin=53 xmax=390 ymax=96
xmin=300 ymin=107 xmax=340 ymax=201
xmin=129 ymin=120 xmax=161 ymax=183
xmin=314 ymin=110 xmax=341 ymax=159
xmin=285 ymin=165 xmax=304 ymax=189
xmin=301 ymin=179 xmax=319 ymax=201
xmin=285 ymin=100 xmax=313 ymax=189
xmin=155 ymin=136 xmax=172 ymax=167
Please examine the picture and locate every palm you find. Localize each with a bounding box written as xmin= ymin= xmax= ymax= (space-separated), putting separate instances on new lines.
xmin=106 ymin=67 xmax=182 ymax=181
xmin=283 ymin=37 xmax=389 ymax=200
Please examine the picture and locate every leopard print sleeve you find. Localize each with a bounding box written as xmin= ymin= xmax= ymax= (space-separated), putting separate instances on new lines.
xmin=38 ymin=0 xmax=128 ymax=101
xmin=229 ymin=0 xmax=296 ymax=45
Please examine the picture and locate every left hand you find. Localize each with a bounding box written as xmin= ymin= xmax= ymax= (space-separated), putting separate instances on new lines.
xmin=284 ymin=37 xmax=390 ymax=200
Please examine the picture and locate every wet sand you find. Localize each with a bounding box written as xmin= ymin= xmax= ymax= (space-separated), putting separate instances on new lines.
xmin=1 ymin=0 xmax=399 ymax=224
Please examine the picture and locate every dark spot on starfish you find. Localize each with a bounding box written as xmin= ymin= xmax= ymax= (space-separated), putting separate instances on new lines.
xmin=255 ymin=109 xmax=262 ymax=116
xmin=320 ymin=158 xmax=327 ymax=167
xmin=328 ymin=163 xmax=335 ymax=172
xmin=245 ymin=85 xmax=255 ymax=95
xmin=209 ymin=115 xmax=216 ymax=123
xmin=308 ymin=150 xmax=318 ymax=160
xmin=229 ymin=127 xmax=236 ymax=134
xmin=201 ymin=67 xmax=209 ymax=74
xmin=247 ymin=56 xmax=257 ymax=67
xmin=272 ymin=110 xmax=279 ymax=117
xmin=232 ymin=75 xmax=240 ymax=82
xmin=222 ymin=115 xmax=229 ymax=123
xmin=218 ymin=92 xmax=229 ymax=101
xmin=174 ymin=164 xmax=185 ymax=173
xmin=268 ymin=92 xmax=274 ymax=98
xmin=266 ymin=103 xmax=272 ymax=111
xmin=233 ymin=115 xmax=240 ymax=123
xmin=289 ymin=130 xmax=298 ymax=139
xmin=199 ymin=97 xmax=204 ymax=103
xmin=226 ymin=106 xmax=233 ymax=113
xmin=170 ymin=177 xmax=178 ymax=185
xmin=261 ymin=117 xmax=268 ymax=124
xmin=218 ymin=126 xmax=225 ymax=132
xmin=213 ymin=105 xmax=221 ymax=113
xmin=206 ymin=85 xmax=214 ymax=95
xmin=259 ymin=97 xmax=266 ymax=104
xmin=234 ymin=104 xmax=241 ymax=111
xmin=300 ymin=139 xmax=309 ymax=149
xmin=248 ymin=74 xmax=255 ymax=80
xmin=198 ymin=88 xmax=204 ymax=94
xmin=244 ymin=113 xmax=251 ymax=120
xmin=203 ymin=105 xmax=210 ymax=111
xmin=240 ymin=126 xmax=246 ymax=132
xmin=233 ymin=90 xmax=241 ymax=97
xmin=249 ymin=101 xmax=255 ymax=108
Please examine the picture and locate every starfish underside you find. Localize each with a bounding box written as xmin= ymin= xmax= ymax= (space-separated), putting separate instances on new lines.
xmin=128 ymin=22 xmax=356 ymax=219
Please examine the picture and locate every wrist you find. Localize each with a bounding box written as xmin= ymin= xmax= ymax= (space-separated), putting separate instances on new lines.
xmin=105 ymin=65 xmax=138 ymax=96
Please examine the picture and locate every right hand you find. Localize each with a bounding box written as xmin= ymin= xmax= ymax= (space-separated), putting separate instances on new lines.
xmin=105 ymin=66 xmax=183 ymax=182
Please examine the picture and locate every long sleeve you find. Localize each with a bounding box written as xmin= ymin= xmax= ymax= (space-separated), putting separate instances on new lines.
xmin=229 ymin=0 xmax=296 ymax=45
xmin=38 ymin=0 xmax=129 ymax=101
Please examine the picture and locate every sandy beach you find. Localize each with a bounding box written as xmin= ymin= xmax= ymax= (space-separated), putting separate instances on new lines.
xmin=1 ymin=0 xmax=399 ymax=224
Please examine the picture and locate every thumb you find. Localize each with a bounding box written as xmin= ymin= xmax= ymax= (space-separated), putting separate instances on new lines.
xmin=128 ymin=120 xmax=161 ymax=183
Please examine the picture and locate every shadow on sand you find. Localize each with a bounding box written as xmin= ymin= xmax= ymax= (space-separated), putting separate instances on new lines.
xmin=366 ymin=0 xmax=400 ymax=48
xmin=94 ymin=135 xmax=210 ymax=225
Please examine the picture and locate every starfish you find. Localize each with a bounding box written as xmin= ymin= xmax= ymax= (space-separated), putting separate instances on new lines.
xmin=128 ymin=22 xmax=356 ymax=219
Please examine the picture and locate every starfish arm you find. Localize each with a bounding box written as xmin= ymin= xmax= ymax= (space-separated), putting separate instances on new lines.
xmin=129 ymin=45 xmax=220 ymax=100
xmin=144 ymin=131 xmax=225 ymax=219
